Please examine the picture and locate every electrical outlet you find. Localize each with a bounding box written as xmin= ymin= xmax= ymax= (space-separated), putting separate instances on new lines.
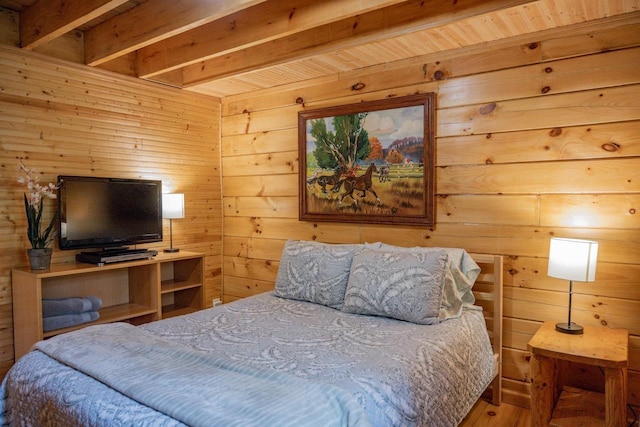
xmin=212 ymin=298 xmax=222 ymax=307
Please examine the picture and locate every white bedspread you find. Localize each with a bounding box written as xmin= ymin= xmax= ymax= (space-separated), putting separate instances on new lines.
xmin=0 ymin=292 xmax=495 ymax=427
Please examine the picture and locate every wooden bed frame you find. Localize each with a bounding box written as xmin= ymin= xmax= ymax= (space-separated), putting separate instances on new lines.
xmin=470 ymin=253 xmax=504 ymax=406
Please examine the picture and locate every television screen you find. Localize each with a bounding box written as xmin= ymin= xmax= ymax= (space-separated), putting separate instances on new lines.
xmin=58 ymin=176 xmax=163 ymax=250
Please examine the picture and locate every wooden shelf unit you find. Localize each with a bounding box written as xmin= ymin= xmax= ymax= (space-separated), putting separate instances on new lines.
xmin=12 ymin=251 xmax=204 ymax=360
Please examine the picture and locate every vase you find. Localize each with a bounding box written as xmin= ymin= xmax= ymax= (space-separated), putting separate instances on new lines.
xmin=27 ymin=248 xmax=53 ymax=270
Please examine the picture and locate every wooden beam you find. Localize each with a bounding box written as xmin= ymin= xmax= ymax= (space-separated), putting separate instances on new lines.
xmin=144 ymin=69 xmax=185 ymax=89
xmin=84 ymin=0 xmax=269 ymax=66
xmin=180 ymin=0 xmax=538 ymax=87
xmin=20 ymin=0 xmax=128 ymax=49
xmin=135 ymin=0 xmax=409 ymax=79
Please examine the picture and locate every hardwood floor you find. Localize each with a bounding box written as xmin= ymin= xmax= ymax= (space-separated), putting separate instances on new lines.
xmin=460 ymin=398 xmax=531 ymax=427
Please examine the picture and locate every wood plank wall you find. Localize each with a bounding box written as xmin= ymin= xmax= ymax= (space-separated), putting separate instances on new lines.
xmin=220 ymin=18 xmax=640 ymax=408
xmin=0 ymin=45 xmax=222 ymax=377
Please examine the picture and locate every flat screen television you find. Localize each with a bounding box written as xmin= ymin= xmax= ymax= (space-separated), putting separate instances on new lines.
xmin=58 ymin=176 xmax=163 ymax=251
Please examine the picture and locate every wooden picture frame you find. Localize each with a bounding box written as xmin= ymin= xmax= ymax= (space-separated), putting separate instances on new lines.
xmin=299 ymin=93 xmax=435 ymax=226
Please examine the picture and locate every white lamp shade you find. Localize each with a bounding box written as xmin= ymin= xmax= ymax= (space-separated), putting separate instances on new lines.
xmin=162 ymin=193 xmax=185 ymax=219
xmin=547 ymin=237 xmax=598 ymax=282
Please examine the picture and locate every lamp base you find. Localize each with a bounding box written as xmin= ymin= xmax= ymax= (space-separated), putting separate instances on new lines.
xmin=556 ymin=322 xmax=583 ymax=334
xmin=163 ymin=248 xmax=180 ymax=253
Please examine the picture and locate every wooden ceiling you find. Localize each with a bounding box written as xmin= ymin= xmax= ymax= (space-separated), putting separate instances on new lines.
xmin=0 ymin=0 xmax=638 ymax=98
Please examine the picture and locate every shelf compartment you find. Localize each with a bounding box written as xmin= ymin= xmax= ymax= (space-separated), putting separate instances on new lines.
xmin=159 ymin=256 xmax=204 ymax=320
xmin=43 ymin=303 xmax=156 ymax=338
xmin=161 ymin=286 xmax=202 ymax=318
xmin=550 ymin=386 xmax=605 ymax=427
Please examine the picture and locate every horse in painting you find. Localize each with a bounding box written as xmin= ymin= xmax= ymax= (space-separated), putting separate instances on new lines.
xmin=378 ymin=165 xmax=390 ymax=182
xmin=307 ymin=165 xmax=347 ymax=194
xmin=338 ymin=163 xmax=381 ymax=206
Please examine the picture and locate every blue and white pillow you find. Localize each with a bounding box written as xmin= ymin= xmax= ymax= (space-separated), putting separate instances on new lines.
xmin=342 ymin=249 xmax=448 ymax=324
xmin=273 ymin=240 xmax=364 ymax=309
xmin=376 ymin=244 xmax=480 ymax=320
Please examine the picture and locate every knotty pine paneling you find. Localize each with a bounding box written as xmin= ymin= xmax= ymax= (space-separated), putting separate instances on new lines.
xmin=437 ymin=158 xmax=640 ymax=194
xmin=221 ymin=21 xmax=640 ymax=408
xmin=437 ymin=85 xmax=640 ymax=136
xmin=0 ymin=45 xmax=222 ymax=376
xmin=437 ymin=47 xmax=640 ymax=108
xmin=438 ymin=122 xmax=640 ymax=166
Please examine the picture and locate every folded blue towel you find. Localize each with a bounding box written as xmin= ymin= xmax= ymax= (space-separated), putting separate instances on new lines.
xmin=42 ymin=311 xmax=100 ymax=332
xmin=42 ymin=297 xmax=102 ymax=318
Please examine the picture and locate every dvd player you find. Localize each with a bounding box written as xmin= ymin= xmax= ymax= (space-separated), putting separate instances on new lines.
xmin=76 ymin=249 xmax=158 ymax=266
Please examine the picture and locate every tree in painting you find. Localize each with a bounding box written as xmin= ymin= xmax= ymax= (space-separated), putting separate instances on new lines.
xmin=366 ymin=137 xmax=383 ymax=161
xmin=385 ymin=149 xmax=403 ymax=164
xmin=311 ymin=113 xmax=371 ymax=169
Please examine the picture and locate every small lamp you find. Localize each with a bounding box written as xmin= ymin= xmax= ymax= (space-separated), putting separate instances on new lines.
xmin=547 ymin=237 xmax=598 ymax=335
xmin=162 ymin=193 xmax=184 ymax=253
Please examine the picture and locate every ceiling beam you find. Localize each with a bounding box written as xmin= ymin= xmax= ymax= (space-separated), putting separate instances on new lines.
xmin=136 ymin=0 xmax=409 ymax=79
xmin=20 ymin=0 xmax=128 ymax=49
xmin=180 ymin=0 xmax=538 ymax=87
xmin=84 ymin=0 xmax=269 ymax=66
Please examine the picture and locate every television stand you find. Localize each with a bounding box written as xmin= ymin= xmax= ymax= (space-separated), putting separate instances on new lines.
xmin=12 ymin=251 xmax=204 ymax=360
xmin=77 ymin=248 xmax=158 ymax=265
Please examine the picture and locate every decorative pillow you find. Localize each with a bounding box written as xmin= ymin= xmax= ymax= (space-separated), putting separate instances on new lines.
xmin=376 ymin=244 xmax=481 ymax=320
xmin=342 ymin=249 xmax=448 ymax=324
xmin=273 ymin=240 xmax=364 ymax=309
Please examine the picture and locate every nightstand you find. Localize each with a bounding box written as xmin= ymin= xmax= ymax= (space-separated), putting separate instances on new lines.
xmin=528 ymin=321 xmax=628 ymax=427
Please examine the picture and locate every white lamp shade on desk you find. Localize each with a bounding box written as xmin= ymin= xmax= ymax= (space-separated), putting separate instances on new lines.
xmin=162 ymin=193 xmax=184 ymax=253
xmin=547 ymin=237 xmax=598 ymax=334
xmin=548 ymin=237 xmax=598 ymax=282
xmin=162 ymin=193 xmax=185 ymax=219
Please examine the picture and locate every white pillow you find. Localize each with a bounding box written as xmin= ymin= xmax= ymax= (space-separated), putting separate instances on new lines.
xmin=342 ymin=249 xmax=448 ymax=324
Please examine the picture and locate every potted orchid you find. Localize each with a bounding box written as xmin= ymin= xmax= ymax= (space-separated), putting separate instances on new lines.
xmin=18 ymin=163 xmax=60 ymax=270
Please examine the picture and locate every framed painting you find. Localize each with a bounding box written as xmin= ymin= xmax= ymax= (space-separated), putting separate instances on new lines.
xmin=298 ymin=93 xmax=435 ymax=226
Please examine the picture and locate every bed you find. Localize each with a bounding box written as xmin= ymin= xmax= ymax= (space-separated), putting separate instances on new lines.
xmin=0 ymin=241 xmax=503 ymax=427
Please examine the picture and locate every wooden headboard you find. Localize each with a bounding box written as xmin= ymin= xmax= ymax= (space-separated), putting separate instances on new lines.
xmin=470 ymin=253 xmax=504 ymax=406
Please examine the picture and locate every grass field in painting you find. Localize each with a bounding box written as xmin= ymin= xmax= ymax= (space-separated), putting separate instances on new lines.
xmin=305 ymin=165 xmax=425 ymax=217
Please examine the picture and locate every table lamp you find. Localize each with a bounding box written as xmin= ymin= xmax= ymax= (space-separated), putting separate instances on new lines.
xmin=547 ymin=237 xmax=598 ymax=334
xmin=162 ymin=193 xmax=184 ymax=253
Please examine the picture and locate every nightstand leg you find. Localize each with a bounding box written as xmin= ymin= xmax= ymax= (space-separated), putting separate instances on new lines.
xmin=530 ymin=354 xmax=556 ymax=427
xmin=605 ymin=367 xmax=627 ymax=427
